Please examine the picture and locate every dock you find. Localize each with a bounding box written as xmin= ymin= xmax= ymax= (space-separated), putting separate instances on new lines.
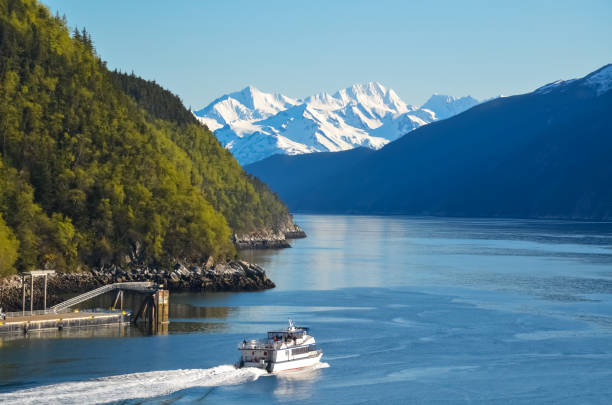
xmin=0 ymin=310 xmax=130 ymax=334
xmin=0 ymin=276 xmax=169 ymax=335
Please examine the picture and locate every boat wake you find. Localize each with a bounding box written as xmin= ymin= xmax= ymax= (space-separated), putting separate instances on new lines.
xmin=0 ymin=365 xmax=268 ymax=405
xmin=278 ymin=361 xmax=330 ymax=376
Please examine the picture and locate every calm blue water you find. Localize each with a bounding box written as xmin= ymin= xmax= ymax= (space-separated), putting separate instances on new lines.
xmin=2 ymin=215 xmax=612 ymax=404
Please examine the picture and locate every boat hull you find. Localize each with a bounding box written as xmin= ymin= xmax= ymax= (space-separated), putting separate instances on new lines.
xmin=269 ymin=352 xmax=323 ymax=373
xmin=239 ymin=352 xmax=323 ymax=373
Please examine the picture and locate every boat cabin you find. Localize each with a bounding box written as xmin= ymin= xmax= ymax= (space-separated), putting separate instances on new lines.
xmin=267 ymin=326 xmax=309 ymax=342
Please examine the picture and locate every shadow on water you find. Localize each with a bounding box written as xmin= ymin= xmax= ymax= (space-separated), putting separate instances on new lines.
xmin=68 ymin=289 xmax=235 ymax=321
xmin=170 ymin=302 xmax=233 ymax=320
xmin=167 ymin=321 xmax=228 ymax=334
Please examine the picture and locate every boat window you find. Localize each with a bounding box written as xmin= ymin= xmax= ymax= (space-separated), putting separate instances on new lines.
xmin=291 ymin=346 xmax=311 ymax=356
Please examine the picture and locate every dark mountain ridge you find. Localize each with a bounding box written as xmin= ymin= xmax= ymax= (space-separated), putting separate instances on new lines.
xmin=246 ymin=64 xmax=612 ymax=220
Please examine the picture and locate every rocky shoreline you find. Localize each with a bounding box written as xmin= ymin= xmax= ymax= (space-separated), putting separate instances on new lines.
xmin=0 ymin=219 xmax=306 ymax=313
xmin=0 ymin=260 xmax=274 ymax=313
xmin=233 ymin=222 xmax=307 ymax=249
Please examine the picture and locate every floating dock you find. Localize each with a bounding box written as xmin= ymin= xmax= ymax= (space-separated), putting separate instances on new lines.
xmin=0 ymin=310 xmax=130 ymax=334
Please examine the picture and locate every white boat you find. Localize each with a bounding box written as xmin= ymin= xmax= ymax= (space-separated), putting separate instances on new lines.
xmin=236 ymin=320 xmax=323 ymax=373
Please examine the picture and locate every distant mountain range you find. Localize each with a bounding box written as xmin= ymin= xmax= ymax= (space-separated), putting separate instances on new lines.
xmin=246 ymin=64 xmax=612 ymax=220
xmin=193 ymin=83 xmax=479 ymax=165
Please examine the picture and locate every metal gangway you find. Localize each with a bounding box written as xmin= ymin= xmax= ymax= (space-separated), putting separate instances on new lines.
xmin=50 ymin=282 xmax=160 ymax=312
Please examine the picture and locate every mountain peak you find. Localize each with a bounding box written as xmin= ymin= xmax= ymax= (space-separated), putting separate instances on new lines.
xmin=231 ymin=85 xmax=265 ymax=110
xmin=354 ymin=81 xmax=387 ymax=93
xmin=534 ymin=64 xmax=612 ymax=96
xmin=238 ymin=84 xmax=259 ymax=94
xmin=426 ymin=94 xmax=453 ymax=102
xmin=194 ymin=85 xmax=299 ymax=129
xmin=421 ymin=94 xmax=479 ymax=120
xmin=340 ymin=81 xmax=388 ymax=99
xmin=332 ymin=81 xmax=409 ymax=116
xmin=239 ymin=84 xmax=260 ymax=95
xmin=584 ymin=64 xmax=612 ymax=95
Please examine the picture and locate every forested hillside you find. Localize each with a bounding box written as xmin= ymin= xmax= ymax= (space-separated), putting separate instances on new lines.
xmin=0 ymin=0 xmax=290 ymax=276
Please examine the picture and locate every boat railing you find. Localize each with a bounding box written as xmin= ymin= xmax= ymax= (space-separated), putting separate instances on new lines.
xmin=238 ymin=339 xmax=315 ymax=350
xmin=238 ymin=339 xmax=282 ymax=350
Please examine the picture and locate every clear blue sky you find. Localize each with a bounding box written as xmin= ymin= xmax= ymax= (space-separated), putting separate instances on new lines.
xmin=43 ymin=0 xmax=612 ymax=109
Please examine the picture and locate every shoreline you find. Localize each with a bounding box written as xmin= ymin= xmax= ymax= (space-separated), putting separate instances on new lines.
xmin=233 ymin=222 xmax=307 ymax=249
xmin=0 ymin=221 xmax=307 ymax=313
xmin=0 ymin=260 xmax=274 ymax=313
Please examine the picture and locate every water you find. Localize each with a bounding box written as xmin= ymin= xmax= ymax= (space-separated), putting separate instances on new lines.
xmin=2 ymin=215 xmax=612 ymax=404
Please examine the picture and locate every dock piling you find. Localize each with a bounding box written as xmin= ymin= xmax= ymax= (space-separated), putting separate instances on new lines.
xmin=44 ymin=273 xmax=48 ymax=311
xmin=22 ymin=275 xmax=25 ymax=315
xmin=30 ymin=275 xmax=33 ymax=313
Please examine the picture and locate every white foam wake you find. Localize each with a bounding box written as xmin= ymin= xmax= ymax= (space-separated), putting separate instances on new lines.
xmin=0 ymin=365 xmax=267 ymax=405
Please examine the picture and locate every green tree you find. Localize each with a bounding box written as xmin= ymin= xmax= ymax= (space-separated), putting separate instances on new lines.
xmin=0 ymin=215 xmax=19 ymax=277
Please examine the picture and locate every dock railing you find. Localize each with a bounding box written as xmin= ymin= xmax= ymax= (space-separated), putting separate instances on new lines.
xmin=50 ymin=282 xmax=158 ymax=312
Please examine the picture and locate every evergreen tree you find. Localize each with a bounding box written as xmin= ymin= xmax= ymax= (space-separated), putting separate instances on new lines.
xmin=0 ymin=214 xmax=19 ymax=277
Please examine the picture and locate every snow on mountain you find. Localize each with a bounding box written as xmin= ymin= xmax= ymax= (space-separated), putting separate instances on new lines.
xmin=193 ymin=85 xmax=300 ymax=131
xmin=421 ymin=94 xmax=480 ymax=120
xmin=194 ymin=83 xmax=479 ymax=165
xmin=370 ymin=111 xmax=433 ymax=141
xmin=584 ymin=64 xmax=612 ymax=95
xmin=534 ymin=79 xmax=578 ymax=95
xmin=535 ymin=64 xmax=612 ymax=96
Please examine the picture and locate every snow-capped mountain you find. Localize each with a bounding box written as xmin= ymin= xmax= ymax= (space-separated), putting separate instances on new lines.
xmin=194 ymin=83 xmax=479 ymax=165
xmin=535 ymin=64 xmax=612 ymax=96
xmin=421 ymin=94 xmax=480 ymax=120
xmin=193 ymin=85 xmax=300 ymax=132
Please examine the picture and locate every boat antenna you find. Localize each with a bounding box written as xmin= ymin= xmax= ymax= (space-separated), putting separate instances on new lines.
xmin=288 ymin=319 xmax=295 ymax=330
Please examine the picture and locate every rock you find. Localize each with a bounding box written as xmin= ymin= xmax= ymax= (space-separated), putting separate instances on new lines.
xmin=284 ymin=223 xmax=307 ymax=239
xmin=232 ymin=216 xmax=306 ymax=249
xmin=175 ymin=264 xmax=190 ymax=277
xmin=233 ymin=230 xmax=291 ymax=249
